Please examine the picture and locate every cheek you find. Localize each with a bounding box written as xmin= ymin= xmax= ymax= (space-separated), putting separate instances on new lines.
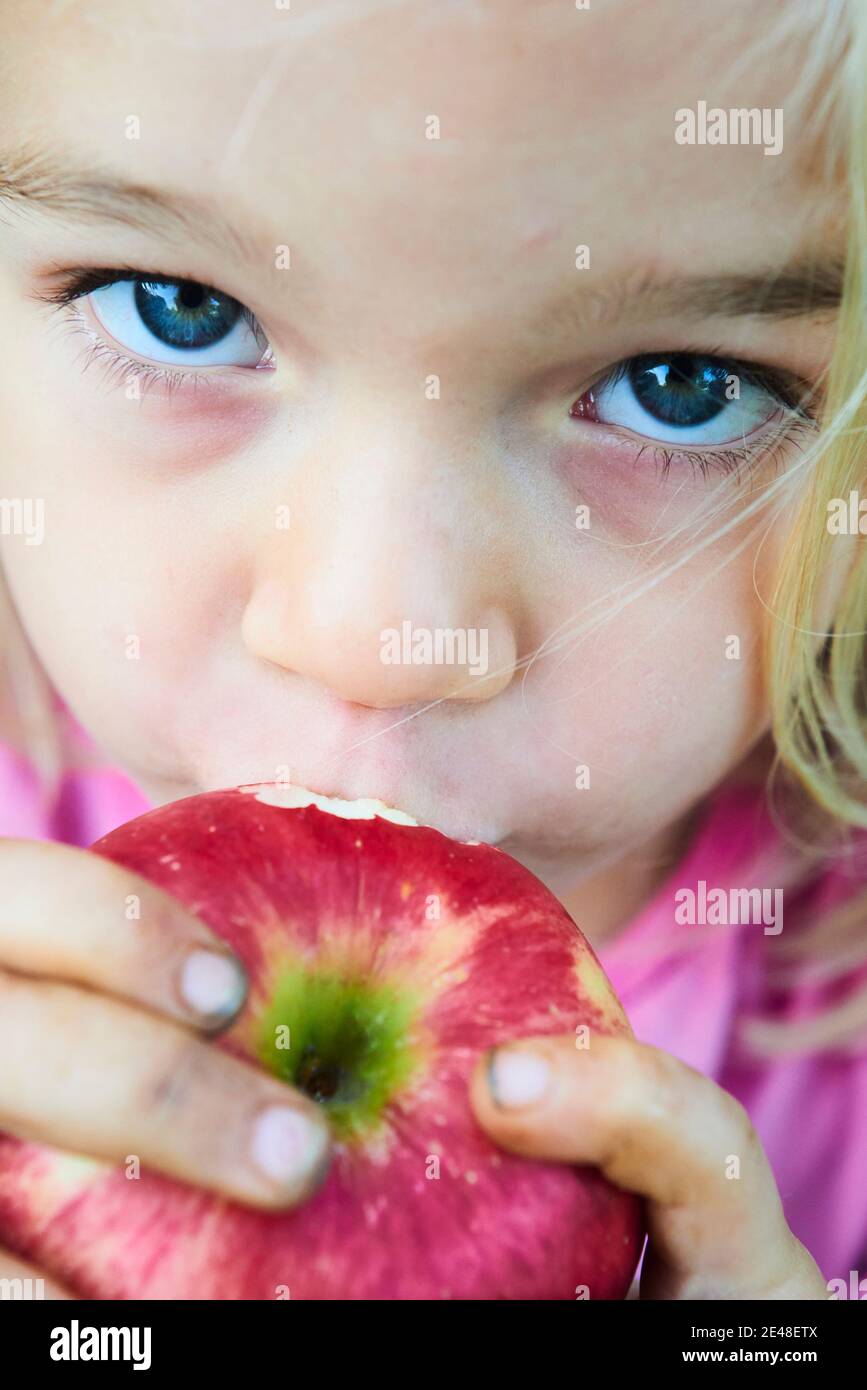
xmin=0 ymin=478 xmax=234 ymax=747
xmin=525 ymin=546 xmax=769 ymax=788
xmin=485 ymin=577 xmax=769 ymax=867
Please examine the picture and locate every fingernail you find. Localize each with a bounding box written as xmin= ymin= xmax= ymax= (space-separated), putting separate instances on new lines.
xmin=179 ymin=949 xmax=247 ymax=1026
xmin=487 ymin=1047 xmax=550 ymax=1108
xmin=250 ymin=1105 xmax=331 ymax=1192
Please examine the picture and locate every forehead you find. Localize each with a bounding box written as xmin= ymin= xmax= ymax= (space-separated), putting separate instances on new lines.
xmin=0 ymin=0 xmax=840 ymax=308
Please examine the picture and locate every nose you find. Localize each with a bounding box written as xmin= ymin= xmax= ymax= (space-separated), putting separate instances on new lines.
xmin=241 ymin=411 xmax=521 ymax=710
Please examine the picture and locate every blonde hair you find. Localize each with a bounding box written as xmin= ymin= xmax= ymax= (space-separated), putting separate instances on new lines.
xmin=0 ymin=0 xmax=865 ymax=1054
xmin=741 ymin=2 xmax=867 ymax=1055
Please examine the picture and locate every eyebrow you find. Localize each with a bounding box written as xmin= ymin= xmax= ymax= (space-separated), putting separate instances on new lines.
xmin=0 ymin=145 xmax=845 ymax=328
xmin=0 ymin=146 xmax=260 ymax=265
xmin=533 ymin=260 xmax=844 ymax=340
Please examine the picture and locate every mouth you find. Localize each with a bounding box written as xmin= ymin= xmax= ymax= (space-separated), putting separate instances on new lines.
xmin=240 ymin=781 xmax=421 ymax=828
xmin=167 ymin=744 xmax=508 ymax=848
xmin=239 ymin=779 xmax=507 ymax=848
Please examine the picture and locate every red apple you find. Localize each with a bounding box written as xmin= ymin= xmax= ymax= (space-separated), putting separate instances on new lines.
xmin=0 ymin=784 xmax=643 ymax=1299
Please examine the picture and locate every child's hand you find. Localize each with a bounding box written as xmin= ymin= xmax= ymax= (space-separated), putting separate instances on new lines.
xmin=0 ymin=838 xmax=331 ymax=1288
xmin=472 ymin=1034 xmax=827 ymax=1300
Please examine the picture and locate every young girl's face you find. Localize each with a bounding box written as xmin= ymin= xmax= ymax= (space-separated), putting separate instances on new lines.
xmin=0 ymin=1 xmax=843 ymax=878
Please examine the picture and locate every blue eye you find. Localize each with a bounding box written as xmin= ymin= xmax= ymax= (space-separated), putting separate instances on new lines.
xmin=629 ymin=354 xmax=729 ymax=428
xmin=87 ymin=277 xmax=266 ymax=367
xmin=134 ymin=280 xmax=240 ymax=349
xmin=579 ymin=352 xmax=787 ymax=447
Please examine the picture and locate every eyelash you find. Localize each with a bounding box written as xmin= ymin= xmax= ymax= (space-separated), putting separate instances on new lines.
xmin=38 ymin=266 xmax=270 ymax=396
xmin=572 ymin=355 xmax=819 ymax=483
xmin=38 ymin=269 xmax=822 ymax=484
xmin=627 ymin=429 xmax=814 ymax=487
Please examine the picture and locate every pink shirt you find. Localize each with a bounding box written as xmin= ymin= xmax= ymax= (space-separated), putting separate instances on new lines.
xmin=2 ymin=707 xmax=865 ymax=1290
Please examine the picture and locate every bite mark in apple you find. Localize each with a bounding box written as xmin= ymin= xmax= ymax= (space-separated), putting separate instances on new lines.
xmin=242 ymin=782 xmax=419 ymax=827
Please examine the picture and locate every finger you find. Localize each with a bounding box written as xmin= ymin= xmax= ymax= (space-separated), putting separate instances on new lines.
xmin=0 ymin=1250 xmax=70 ymax=1299
xmin=471 ymin=1034 xmax=826 ymax=1298
xmin=0 ymin=838 xmax=247 ymax=1031
xmin=0 ymin=969 xmax=331 ymax=1210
